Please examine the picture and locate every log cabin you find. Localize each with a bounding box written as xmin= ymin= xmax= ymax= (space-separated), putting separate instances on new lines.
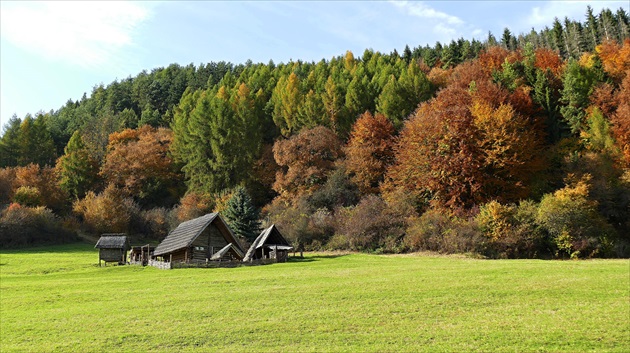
xmin=243 ymin=224 xmax=293 ymax=263
xmin=153 ymin=213 xmax=244 ymax=264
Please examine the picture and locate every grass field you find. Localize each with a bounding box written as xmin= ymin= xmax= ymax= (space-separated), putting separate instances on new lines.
xmin=1 ymin=243 xmax=628 ymax=352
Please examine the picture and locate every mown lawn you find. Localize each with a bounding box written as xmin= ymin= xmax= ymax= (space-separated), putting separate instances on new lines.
xmin=0 ymin=243 xmax=628 ymax=352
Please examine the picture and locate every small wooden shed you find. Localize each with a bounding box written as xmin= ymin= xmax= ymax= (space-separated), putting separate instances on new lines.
xmin=243 ymin=224 xmax=293 ymax=263
xmin=153 ymin=213 xmax=245 ymax=263
xmin=95 ymin=234 xmax=130 ymax=266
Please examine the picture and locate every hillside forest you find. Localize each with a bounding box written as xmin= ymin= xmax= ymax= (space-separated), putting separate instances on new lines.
xmin=1 ymin=6 xmax=629 ymax=259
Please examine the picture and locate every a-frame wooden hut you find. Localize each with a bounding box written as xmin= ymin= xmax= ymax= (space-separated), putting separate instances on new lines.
xmin=153 ymin=213 xmax=244 ymax=263
xmin=243 ymin=224 xmax=293 ymax=263
xmin=95 ymin=234 xmax=130 ymax=266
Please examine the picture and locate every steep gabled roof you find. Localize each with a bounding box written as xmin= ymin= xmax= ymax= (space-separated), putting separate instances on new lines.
xmin=153 ymin=213 xmax=244 ymax=257
xmin=243 ymin=224 xmax=292 ymax=261
xmin=210 ymin=243 xmax=239 ymax=260
xmin=95 ymin=234 xmax=129 ymax=249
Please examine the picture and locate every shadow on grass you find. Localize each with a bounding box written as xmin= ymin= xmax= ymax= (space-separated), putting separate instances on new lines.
xmin=287 ymin=254 xmax=350 ymax=263
xmin=0 ymin=242 xmax=95 ymax=254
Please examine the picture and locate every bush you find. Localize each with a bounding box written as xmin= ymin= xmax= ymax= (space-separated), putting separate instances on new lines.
xmin=263 ymin=198 xmax=312 ymax=249
xmin=405 ymin=208 xmax=482 ymax=255
xmin=336 ymin=195 xmax=406 ymax=252
xmin=0 ymin=167 xmax=15 ymax=204
xmin=137 ymin=207 xmax=171 ymax=240
xmin=0 ymin=203 xmax=77 ymax=248
xmin=13 ymin=186 xmax=42 ymax=207
xmin=308 ymin=167 xmax=360 ymax=211
xmin=537 ymin=175 xmax=617 ymax=258
xmin=475 ymin=201 xmax=549 ymax=259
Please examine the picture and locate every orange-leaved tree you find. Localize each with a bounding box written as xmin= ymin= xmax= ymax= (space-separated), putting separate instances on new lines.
xmin=383 ymin=63 xmax=544 ymax=209
xmin=272 ymin=126 xmax=342 ymax=200
xmin=100 ymin=126 xmax=181 ymax=207
xmin=344 ymin=111 xmax=395 ymax=194
xmin=611 ymin=72 xmax=630 ymax=165
xmin=596 ymin=39 xmax=630 ymax=83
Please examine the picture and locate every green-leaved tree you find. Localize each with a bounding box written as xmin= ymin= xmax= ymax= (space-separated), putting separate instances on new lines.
xmin=223 ymin=186 xmax=261 ymax=242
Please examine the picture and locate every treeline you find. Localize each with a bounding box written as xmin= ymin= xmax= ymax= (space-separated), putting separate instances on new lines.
xmin=1 ymin=7 xmax=629 ymax=258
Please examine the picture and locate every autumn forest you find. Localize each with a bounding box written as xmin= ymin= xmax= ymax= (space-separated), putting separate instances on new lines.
xmin=1 ymin=6 xmax=629 ymax=259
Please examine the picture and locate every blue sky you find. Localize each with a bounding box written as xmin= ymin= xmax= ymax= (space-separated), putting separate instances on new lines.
xmin=1 ymin=1 xmax=628 ymax=130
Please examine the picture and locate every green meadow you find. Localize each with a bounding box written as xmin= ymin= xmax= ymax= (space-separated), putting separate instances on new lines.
xmin=0 ymin=243 xmax=628 ymax=352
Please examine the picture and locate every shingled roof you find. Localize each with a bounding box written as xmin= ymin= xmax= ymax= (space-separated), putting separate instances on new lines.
xmin=95 ymin=234 xmax=129 ymax=249
xmin=153 ymin=213 xmax=244 ymax=257
xmin=243 ymin=224 xmax=292 ymax=261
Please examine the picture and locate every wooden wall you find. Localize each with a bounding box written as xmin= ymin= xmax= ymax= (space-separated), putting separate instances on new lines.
xmin=99 ymin=248 xmax=124 ymax=262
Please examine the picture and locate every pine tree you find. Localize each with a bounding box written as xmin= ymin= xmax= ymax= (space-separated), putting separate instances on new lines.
xmin=222 ymin=186 xmax=261 ymax=242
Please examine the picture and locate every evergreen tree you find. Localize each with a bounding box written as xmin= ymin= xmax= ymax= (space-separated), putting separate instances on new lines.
xmin=617 ymin=8 xmax=630 ymax=40
xmin=0 ymin=115 xmax=21 ymax=167
xmin=18 ymin=114 xmax=56 ymax=166
xmin=222 ymin=186 xmax=261 ymax=242
xmin=533 ymin=69 xmax=565 ymax=142
xmin=403 ymin=45 xmax=413 ymax=64
xmin=502 ymin=28 xmax=516 ymax=50
xmin=119 ymin=108 xmax=139 ymax=129
xmin=599 ymin=8 xmax=618 ymax=42
xmin=551 ymin=17 xmax=568 ymax=58
xmin=322 ymin=74 xmax=347 ymax=135
xmin=271 ymin=73 xmax=302 ymax=136
xmin=139 ymin=104 xmax=161 ymax=127
xmin=56 ymin=131 xmax=99 ymax=199
xmin=585 ymin=6 xmax=600 ymax=51
xmin=560 ymin=59 xmax=598 ymax=134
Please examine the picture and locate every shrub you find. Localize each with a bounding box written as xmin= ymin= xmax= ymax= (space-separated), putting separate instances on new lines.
xmin=405 ymin=208 xmax=482 ymax=255
xmin=537 ymin=175 xmax=617 ymax=258
xmin=336 ymin=195 xmax=406 ymax=252
xmin=263 ymin=198 xmax=312 ymax=249
xmin=0 ymin=203 xmax=77 ymax=248
xmin=0 ymin=167 xmax=16 ymax=204
xmin=308 ymin=168 xmax=360 ymax=211
xmin=476 ymin=201 xmax=549 ymax=258
xmin=12 ymin=186 xmax=42 ymax=207
xmin=138 ymin=207 xmax=171 ymax=240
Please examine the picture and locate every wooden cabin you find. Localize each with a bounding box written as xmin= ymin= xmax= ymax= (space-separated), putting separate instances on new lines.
xmin=153 ymin=213 xmax=244 ymax=263
xmin=243 ymin=224 xmax=293 ymax=263
xmin=95 ymin=234 xmax=130 ymax=266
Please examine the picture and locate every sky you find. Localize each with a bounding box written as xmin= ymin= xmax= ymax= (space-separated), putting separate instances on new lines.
xmin=1 ymin=1 xmax=628 ymax=130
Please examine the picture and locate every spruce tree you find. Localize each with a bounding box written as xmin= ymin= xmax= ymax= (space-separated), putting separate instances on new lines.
xmin=223 ymin=186 xmax=261 ymax=242
xmin=0 ymin=115 xmax=21 ymax=167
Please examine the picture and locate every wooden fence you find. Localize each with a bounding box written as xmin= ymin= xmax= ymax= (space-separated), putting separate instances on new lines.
xmin=148 ymin=258 xmax=276 ymax=270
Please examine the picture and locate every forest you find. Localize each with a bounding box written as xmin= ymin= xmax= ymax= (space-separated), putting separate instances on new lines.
xmin=0 ymin=6 xmax=629 ymax=259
